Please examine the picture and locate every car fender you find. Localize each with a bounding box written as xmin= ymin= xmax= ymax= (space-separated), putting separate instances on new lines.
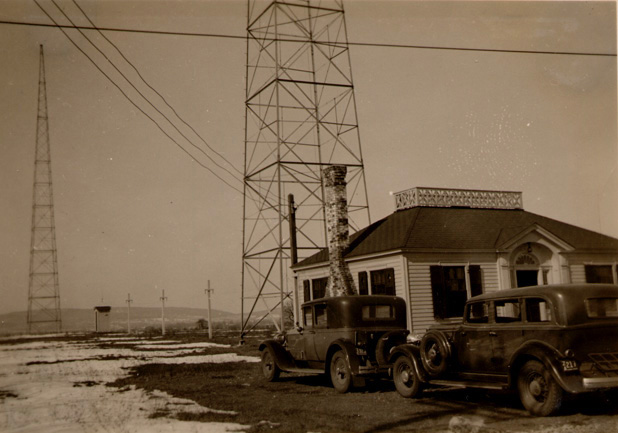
xmin=508 ymin=340 xmax=585 ymax=394
xmin=388 ymin=344 xmax=428 ymax=383
xmin=259 ymin=340 xmax=296 ymax=371
xmin=326 ymin=339 xmax=362 ymax=376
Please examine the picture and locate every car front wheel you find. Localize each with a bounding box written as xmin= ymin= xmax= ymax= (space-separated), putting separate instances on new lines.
xmin=261 ymin=347 xmax=281 ymax=381
xmin=393 ymin=356 xmax=422 ymax=398
xmin=330 ymin=350 xmax=352 ymax=393
xmin=517 ymin=360 xmax=563 ymax=416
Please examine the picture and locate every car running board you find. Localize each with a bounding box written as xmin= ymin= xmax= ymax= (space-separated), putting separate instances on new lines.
xmin=428 ymin=379 xmax=507 ymax=390
xmin=282 ymin=368 xmax=324 ymax=375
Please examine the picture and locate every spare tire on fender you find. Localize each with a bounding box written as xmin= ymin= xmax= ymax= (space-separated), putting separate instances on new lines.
xmin=375 ymin=330 xmax=408 ymax=366
xmin=419 ymin=330 xmax=451 ymax=377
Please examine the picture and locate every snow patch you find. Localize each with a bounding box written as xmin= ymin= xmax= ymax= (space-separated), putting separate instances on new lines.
xmin=0 ymin=337 xmax=256 ymax=432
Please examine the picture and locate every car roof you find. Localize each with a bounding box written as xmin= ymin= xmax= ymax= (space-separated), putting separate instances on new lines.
xmin=468 ymin=283 xmax=618 ymax=304
xmin=301 ymin=294 xmax=403 ymax=307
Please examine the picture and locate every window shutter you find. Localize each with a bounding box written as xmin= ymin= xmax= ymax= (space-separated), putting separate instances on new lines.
xmin=358 ymin=271 xmax=368 ymax=295
xmin=469 ymin=265 xmax=483 ymax=297
xmin=303 ymin=280 xmax=311 ymax=302
xmin=430 ymin=265 xmax=445 ymax=320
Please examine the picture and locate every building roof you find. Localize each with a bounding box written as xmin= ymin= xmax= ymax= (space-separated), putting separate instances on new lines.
xmin=293 ymin=207 xmax=618 ymax=269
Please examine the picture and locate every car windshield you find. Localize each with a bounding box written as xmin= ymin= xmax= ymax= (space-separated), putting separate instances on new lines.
xmin=585 ymin=298 xmax=618 ymax=319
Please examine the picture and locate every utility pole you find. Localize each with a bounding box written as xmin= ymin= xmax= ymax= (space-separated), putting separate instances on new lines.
xmin=205 ymin=280 xmax=214 ymax=339
xmin=160 ymin=289 xmax=167 ymax=336
xmin=126 ymin=293 xmax=132 ymax=334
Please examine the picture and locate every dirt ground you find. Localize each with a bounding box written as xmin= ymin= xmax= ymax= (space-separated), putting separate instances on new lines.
xmin=108 ymin=336 xmax=618 ymax=433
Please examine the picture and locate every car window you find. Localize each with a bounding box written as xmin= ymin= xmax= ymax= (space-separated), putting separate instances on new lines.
xmin=362 ymin=304 xmax=395 ymax=320
xmin=494 ymin=299 xmax=521 ymax=323
xmin=314 ymin=304 xmax=327 ymax=327
xmin=466 ymin=302 xmax=488 ymax=323
xmin=525 ymin=298 xmax=552 ymax=322
xmin=586 ymin=298 xmax=618 ymax=318
xmin=303 ymin=306 xmax=313 ymax=327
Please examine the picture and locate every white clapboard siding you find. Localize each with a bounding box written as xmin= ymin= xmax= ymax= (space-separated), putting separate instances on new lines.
xmin=570 ymin=264 xmax=586 ymax=284
xmin=408 ymin=263 xmax=434 ymax=333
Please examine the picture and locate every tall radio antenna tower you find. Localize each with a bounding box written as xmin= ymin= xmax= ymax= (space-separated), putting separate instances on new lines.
xmin=241 ymin=0 xmax=370 ymax=338
xmin=27 ymin=45 xmax=62 ymax=333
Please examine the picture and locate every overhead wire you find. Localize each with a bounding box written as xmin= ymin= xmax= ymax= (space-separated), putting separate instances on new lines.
xmin=51 ymin=1 xmax=242 ymax=182
xmin=49 ymin=0 xmax=243 ymax=185
xmin=0 ymin=18 xmax=615 ymax=57
xmin=70 ymin=0 xmax=243 ymax=177
xmin=32 ymin=0 xmax=244 ymax=194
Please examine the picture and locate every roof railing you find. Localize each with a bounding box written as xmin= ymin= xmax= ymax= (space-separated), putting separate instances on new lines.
xmin=394 ymin=187 xmax=523 ymax=211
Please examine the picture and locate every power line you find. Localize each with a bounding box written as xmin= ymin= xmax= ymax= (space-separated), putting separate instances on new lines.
xmin=32 ymin=0 xmax=244 ymax=194
xmin=49 ymin=0 xmax=244 ymax=185
xmin=0 ymin=18 xmax=615 ymax=57
xmin=70 ymin=0 xmax=243 ymax=177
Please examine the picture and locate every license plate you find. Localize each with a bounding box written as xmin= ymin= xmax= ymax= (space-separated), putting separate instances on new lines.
xmin=561 ymin=359 xmax=578 ymax=372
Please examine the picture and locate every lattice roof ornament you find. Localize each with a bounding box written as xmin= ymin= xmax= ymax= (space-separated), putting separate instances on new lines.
xmin=394 ymin=187 xmax=523 ymax=211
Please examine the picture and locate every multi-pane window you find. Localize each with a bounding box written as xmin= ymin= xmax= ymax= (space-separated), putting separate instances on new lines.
xmin=585 ymin=265 xmax=615 ymax=284
xmin=312 ymin=277 xmax=328 ymax=299
xmin=430 ymin=265 xmax=483 ymax=319
xmin=370 ymin=268 xmax=396 ymax=296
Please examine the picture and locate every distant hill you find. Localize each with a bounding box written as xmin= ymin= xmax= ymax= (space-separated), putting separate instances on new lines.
xmin=0 ymin=306 xmax=249 ymax=336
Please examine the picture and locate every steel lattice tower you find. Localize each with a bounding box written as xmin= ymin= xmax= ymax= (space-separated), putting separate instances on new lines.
xmin=241 ymin=0 xmax=370 ymax=337
xmin=27 ymin=45 xmax=62 ymax=333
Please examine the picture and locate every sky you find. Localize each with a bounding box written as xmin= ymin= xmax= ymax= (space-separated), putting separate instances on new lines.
xmin=0 ymin=0 xmax=616 ymax=316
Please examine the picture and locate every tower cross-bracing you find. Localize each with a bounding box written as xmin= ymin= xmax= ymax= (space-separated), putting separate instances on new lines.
xmin=241 ymin=0 xmax=370 ymax=338
xmin=27 ymin=45 xmax=62 ymax=333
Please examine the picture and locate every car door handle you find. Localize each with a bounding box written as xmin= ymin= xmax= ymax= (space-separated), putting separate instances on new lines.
xmin=489 ymin=331 xmax=497 ymax=336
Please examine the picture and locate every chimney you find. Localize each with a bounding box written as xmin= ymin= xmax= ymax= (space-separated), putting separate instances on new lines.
xmin=323 ymin=166 xmax=356 ymax=297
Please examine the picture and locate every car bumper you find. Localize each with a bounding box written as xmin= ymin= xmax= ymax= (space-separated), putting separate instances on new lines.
xmin=582 ymin=376 xmax=618 ymax=390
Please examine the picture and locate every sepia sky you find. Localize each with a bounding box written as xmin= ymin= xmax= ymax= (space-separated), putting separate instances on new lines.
xmin=0 ymin=0 xmax=616 ymax=316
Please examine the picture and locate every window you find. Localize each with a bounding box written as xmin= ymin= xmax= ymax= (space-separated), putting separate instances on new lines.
xmin=525 ymin=298 xmax=552 ymax=322
xmin=312 ymin=277 xmax=328 ymax=299
xmin=303 ymin=280 xmax=311 ymax=302
xmin=430 ymin=265 xmax=472 ymax=319
xmin=362 ymin=304 xmax=395 ymax=320
xmin=303 ymin=306 xmax=312 ymax=327
xmin=495 ymin=299 xmax=521 ymax=323
xmin=586 ymin=298 xmax=618 ymax=318
xmin=466 ymin=302 xmax=489 ymax=324
xmin=358 ymin=271 xmax=368 ymax=295
xmin=585 ymin=265 xmax=615 ymax=284
xmin=314 ymin=304 xmax=328 ymax=327
xmin=370 ymin=268 xmax=396 ymax=295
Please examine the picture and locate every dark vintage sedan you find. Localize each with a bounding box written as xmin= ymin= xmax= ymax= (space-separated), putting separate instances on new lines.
xmin=390 ymin=284 xmax=618 ymax=416
xmin=259 ymin=295 xmax=409 ymax=393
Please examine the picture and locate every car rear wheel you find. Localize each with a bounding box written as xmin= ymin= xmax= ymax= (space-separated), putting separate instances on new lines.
xmin=330 ymin=350 xmax=352 ymax=393
xmin=518 ymin=360 xmax=563 ymax=416
xmin=419 ymin=331 xmax=451 ymax=377
xmin=261 ymin=347 xmax=281 ymax=381
xmin=393 ymin=356 xmax=422 ymax=398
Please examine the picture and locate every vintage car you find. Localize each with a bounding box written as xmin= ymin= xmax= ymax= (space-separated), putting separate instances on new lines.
xmin=390 ymin=284 xmax=618 ymax=416
xmin=259 ymin=295 xmax=409 ymax=393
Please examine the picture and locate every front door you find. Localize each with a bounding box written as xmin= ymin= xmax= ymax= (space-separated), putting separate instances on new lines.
xmin=516 ymin=270 xmax=538 ymax=287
